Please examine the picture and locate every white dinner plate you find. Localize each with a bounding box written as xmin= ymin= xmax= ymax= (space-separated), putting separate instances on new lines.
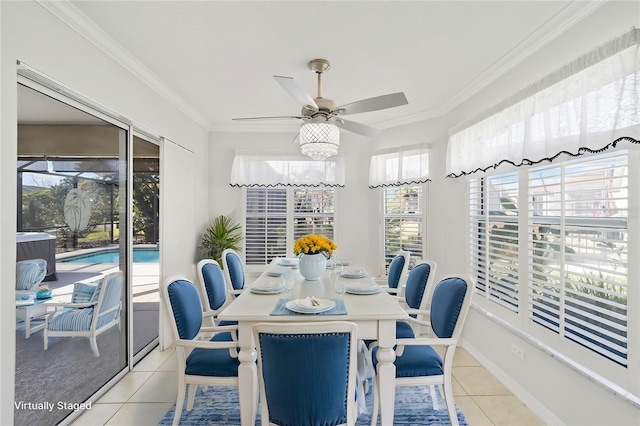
xmin=341 ymin=270 xmax=368 ymax=278
xmin=266 ymin=266 xmax=289 ymax=276
xmin=286 ymin=298 xmax=335 ymax=314
xmin=346 ymin=286 xmax=381 ymax=295
xmin=276 ymin=258 xmax=299 ymax=268
xmin=251 ymin=286 xmax=285 ymax=294
xmin=251 ymin=279 xmax=285 ymax=294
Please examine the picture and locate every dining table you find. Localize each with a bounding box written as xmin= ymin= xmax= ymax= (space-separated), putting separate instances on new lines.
xmin=217 ymin=259 xmax=408 ymax=426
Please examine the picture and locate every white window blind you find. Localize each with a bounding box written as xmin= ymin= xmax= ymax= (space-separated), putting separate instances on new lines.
xmin=469 ymin=172 xmax=519 ymax=312
xmin=383 ymin=185 xmax=424 ymax=268
xmin=245 ymin=187 xmax=335 ymax=265
xmin=528 ymin=152 xmax=628 ymax=366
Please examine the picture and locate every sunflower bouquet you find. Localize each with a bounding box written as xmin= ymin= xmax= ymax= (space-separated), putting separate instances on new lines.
xmin=293 ymin=234 xmax=337 ymax=258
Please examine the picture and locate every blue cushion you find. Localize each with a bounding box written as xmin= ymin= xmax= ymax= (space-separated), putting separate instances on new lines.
xmin=217 ymin=320 xmax=238 ymax=327
xmin=89 ymin=279 xmax=103 ymax=303
xmin=364 ymin=321 xmax=415 ymax=348
xmin=201 ymin=262 xmax=227 ymax=310
xmin=48 ymin=307 xmax=94 ymax=331
xmin=405 ymin=263 xmax=432 ymax=309
xmin=430 ymin=278 xmax=467 ymax=338
xmin=185 ymin=335 xmax=239 ymax=378
xmin=373 ymin=344 xmax=443 ymax=377
xmin=387 ymin=255 xmax=405 ymax=289
xmin=225 ymin=252 xmax=245 ymax=291
xmin=258 ymin=332 xmax=350 ymax=426
xmin=71 ymin=282 xmax=97 ymax=303
xmin=168 ymin=280 xmax=203 ymax=340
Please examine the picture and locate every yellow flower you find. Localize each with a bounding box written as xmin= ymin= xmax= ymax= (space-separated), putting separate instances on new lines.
xmin=293 ymin=234 xmax=336 ymax=257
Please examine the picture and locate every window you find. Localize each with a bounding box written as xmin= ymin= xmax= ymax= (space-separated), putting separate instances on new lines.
xmin=469 ymin=172 xmax=519 ymax=312
xmin=528 ymin=153 xmax=628 ymax=366
xmin=245 ymin=187 xmax=335 ymax=265
xmin=383 ymin=185 xmax=424 ymax=268
xmin=470 ymin=151 xmax=629 ymax=367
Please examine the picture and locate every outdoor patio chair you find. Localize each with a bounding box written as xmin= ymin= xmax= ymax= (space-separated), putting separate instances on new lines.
xmin=221 ymin=248 xmax=245 ymax=299
xmin=370 ymin=275 xmax=473 ymax=426
xmin=195 ymin=259 xmax=237 ymax=328
xmin=253 ymin=321 xmax=358 ymax=426
xmin=16 ymin=259 xmax=47 ymax=291
xmin=43 ymin=271 xmax=123 ymax=357
xmin=162 ymin=276 xmax=239 ymax=426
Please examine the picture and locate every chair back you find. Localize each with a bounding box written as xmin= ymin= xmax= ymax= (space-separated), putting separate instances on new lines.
xmin=404 ymin=260 xmax=436 ymax=311
xmin=222 ymin=249 xmax=245 ymax=292
xmin=162 ymin=277 xmax=204 ymax=341
xmin=94 ymin=271 xmax=123 ymax=327
xmin=429 ymin=275 xmax=473 ymax=339
xmin=16 ymin=259 xmax=47 ymax=291
xmin=387 ymin=250 xmax=410 ymax=290
xmin=253 ymin=321 xmax=358 ymax=426
xmin=196 ymin=259 xmax=227 ymax=311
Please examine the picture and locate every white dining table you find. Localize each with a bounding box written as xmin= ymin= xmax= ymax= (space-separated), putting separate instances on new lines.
xmin=218 ymin=262 xmax=408 ymax=425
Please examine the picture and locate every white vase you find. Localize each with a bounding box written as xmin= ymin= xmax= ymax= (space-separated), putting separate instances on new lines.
xmin=298 ymin=253 xmax=327 ymax=281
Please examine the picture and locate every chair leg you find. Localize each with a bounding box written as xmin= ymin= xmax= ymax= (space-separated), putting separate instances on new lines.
xmin=173 ymin=377 xmax=186 ymax=426
xmin=90 ymin=336 xmax=100 ymax=357
xmin=370 ymin=375 xmax=379 ymax=426
xmin=186 ymin=384 xmax=197 ymax=411
xmin=44 ymin=330 xmax=48 ymax=350
xmin=442 ymin=380 xmax=459 ymax=426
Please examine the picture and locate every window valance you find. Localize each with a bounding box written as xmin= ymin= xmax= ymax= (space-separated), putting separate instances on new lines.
xmin=447 ymin=28 xmax=640 ymax=178
xmin=369 ymin=145 xmax=430 ymax=188
xmin=230 ymin=151 xmax=345 ymax=187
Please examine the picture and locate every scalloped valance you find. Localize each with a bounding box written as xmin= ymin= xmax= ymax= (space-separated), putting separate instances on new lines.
xmin=369 ymin=145 xmax=430 ymax=188
xmin=447 ymin=28 xmax=640 ymax=178
xmin=230 ymin=151 xmax=345 ymax=187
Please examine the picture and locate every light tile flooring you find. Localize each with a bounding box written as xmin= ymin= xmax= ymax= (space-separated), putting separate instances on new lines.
xmin=73 ymin=346 xmax=545 ymax=426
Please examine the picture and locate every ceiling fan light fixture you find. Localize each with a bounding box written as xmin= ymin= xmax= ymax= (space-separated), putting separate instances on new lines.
xmin=299 ymin=122 xmax=340 ymax=161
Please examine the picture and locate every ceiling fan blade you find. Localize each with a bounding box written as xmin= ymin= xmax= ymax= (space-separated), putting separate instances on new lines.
xmin=273 ymin=75 xmax=318 ymax=110
xmin=232 ymin=115 xmax=305 ymax=121
xmin=334 ymin=118 xmax=381 ymax=138
xmin=338 ymin=92 xmax=408 ymax=115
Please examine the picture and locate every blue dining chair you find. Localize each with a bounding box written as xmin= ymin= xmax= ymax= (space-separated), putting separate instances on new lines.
xmin=195 ymin=259 xmax=237 ymax=328
xmin=253 ymin=321 xmax=358 ymax=426
xmin=221 ymin=248 xmax=245 ymax=299
xmin=371 ymin=275 xmax=473 ymax=426
xmin=162 ymin=276 xmax=239 ymax=426
xmin=383 ymin=250 xmax=410 ymax=297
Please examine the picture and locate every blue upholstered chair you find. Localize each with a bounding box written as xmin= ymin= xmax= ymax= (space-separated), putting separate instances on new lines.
xmin=382 ymin=250 xmax=410 ymax=297
xmin=371 ymin=275 xmax=473 ymax=426
xmin=162 ymin=276 xmax=239 ymax=426
xmin=397 ymin=260 xmax=437 ymax=338
xmin=43 ymin=271 xmax=123 ymax=357
xmin=221 ymin=248 xmax=245 ymax=299
xmin=195 ymin=259 xmax=237 ymax=328
xmin=16 ymin=259 xmax=47 ymax=291
xmin=253 ymin=321 xmax=358 ymax=426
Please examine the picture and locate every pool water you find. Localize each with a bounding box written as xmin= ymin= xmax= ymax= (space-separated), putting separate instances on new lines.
xmin=59 ymin=248 xmax=159 ymax=263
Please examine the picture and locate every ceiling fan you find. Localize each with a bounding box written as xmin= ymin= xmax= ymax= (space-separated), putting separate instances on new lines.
xmin=232 ymin=58 xmax=408 ymax=138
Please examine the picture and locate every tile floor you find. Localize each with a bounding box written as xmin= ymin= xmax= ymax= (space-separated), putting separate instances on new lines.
xmin=73 ymin=346 xmax=545 ymax=426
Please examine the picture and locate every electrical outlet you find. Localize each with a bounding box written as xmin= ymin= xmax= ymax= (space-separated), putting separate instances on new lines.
xmin=510 ymin=343 xmax=525 ymax=360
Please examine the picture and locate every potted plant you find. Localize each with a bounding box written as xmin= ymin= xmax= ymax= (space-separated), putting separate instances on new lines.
xmin=199 ymin=215 xmax=243 ymax=267
xmin=293 ymin=234 xmax=337 ymax=281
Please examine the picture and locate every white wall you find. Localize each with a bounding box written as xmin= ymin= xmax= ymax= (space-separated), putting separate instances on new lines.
xmin=0 ymin=2 xmax=209 ymax=423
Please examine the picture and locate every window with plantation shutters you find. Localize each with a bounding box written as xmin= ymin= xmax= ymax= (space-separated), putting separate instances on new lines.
xmin=528 ymin=152 xmax=628 ymax=366
xmin=383 ymin=185 xmax=424 ymax=269
xmin=244 ymin=187 xmax=335 ymax=265
xmin=469 ymin=172 xmax=519 ymax=312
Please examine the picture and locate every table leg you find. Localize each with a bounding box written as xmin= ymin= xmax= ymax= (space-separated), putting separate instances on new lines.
xmin=377 ymin=320 xmax=396 ymax=426
xmin=237 ymin=323 xmax=258 ymax=426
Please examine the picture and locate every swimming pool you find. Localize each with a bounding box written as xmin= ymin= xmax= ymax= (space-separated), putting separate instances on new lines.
xmin=59 ymin=248 xmax=159 ymax=263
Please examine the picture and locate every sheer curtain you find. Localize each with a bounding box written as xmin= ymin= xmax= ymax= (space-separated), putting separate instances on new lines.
xmin=230 ymin=151 xmax=345 ymax=187
xmin=447 ymin=28 xmax=640 ymax=178
xmin=369 ymin=145 xmax=430 ymax=188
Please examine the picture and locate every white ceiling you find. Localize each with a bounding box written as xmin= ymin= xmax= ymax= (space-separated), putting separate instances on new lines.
xmin=23 ymin=1 xmax=605 ymax=133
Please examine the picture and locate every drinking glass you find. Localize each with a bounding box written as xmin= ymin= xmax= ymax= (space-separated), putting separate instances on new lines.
xmin=332 ymin=270 xmax=345 ymax=296
xmin=284 ymin=270 xmax=295 ymax=293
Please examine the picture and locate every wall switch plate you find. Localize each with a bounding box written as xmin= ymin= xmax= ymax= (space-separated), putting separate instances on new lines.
xmin=511 ymin=342 xmax=525 ymax=360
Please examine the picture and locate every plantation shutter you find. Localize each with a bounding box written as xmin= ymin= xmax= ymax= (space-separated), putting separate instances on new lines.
xmin=293 ymin=188 xmax=335 ymax=241
xmin=470 ymin=172 xmax=519 ymax=312
xmin=383 ymin=185 xmax=424 ymax=267
xmin=245 ymin=188 xmax=287 ymax=264
xmin=527 ymin=153 xmax=628 ymax=366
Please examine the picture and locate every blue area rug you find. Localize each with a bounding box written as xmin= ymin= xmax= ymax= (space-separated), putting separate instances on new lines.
xmin=159 ymin=384 xmax=467 ymax=425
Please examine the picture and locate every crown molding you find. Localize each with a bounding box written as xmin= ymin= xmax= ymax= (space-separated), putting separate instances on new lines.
xmin=36 ymin=0 xmax=212 ymax=130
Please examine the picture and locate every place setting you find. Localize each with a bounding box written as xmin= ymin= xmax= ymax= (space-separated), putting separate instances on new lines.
xmin=338 ymin=266 xmax=381 ymax=295
xmin=270 ymin=296 xmax=347 ymax=316
xmin=250 ymin=276 xmax=286 ymax=294
xmin=275 ymin=257 xmax=299 ymax=268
